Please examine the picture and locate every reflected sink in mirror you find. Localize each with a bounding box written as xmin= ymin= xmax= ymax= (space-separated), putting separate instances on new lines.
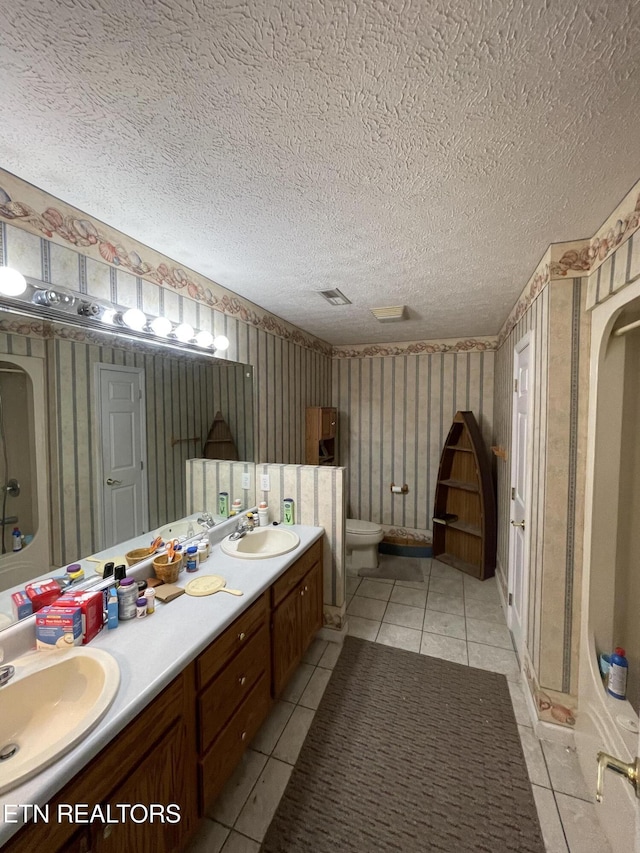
xmin=0 ymin=648 xmax=120 ymax=794
xmin=220 ymin=527 xmax=300 ymax=559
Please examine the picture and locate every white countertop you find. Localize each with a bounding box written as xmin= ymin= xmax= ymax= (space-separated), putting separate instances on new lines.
xmin=0 ymin=522 xmax=324 ymax=846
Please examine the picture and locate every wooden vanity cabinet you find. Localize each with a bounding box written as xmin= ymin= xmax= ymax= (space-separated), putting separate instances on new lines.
xmin=271 ymin=539 xmax=323 ymax=696
xmin=5 ymin=667 xmax=198 ymax=853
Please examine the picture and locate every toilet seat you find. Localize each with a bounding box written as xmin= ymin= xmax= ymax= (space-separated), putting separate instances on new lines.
xmin=346 ymin=518 xmax=383 ymax=536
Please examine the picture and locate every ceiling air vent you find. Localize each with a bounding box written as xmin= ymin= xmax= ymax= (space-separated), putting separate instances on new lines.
xmin=318 ymin=289 xmax=351 ymax=306
xmin=370 ymin=305 xmax=408 ymax=322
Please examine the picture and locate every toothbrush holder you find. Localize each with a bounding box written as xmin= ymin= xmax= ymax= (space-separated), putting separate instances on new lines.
xmin=152 ymin=553 xmax=183 ymax=584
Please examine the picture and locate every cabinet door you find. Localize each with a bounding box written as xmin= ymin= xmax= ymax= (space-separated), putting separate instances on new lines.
xmin=93 ymin=717 xmax=192 ymax=853
xmin=272 ymin=587 xmax=302 ymax=697
xmin=300 ymin=560 xmax=323 ymax=652
xmin=321 ymin=408 xmax=337 ymax=439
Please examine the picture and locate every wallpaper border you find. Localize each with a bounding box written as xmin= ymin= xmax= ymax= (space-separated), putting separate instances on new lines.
xmin=332 ymin=336 xmax=497 ymax=358
xmin=0 ymin=169 xmax=332 ymax=358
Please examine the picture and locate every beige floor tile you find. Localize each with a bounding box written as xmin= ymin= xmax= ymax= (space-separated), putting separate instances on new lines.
xmin=390 ymin=585 xmax=428 ymax=607
xmin=465 ymin=598 xmax=506 ymax=625
xmin=318 ymin=640 xmax=342 ymax=669
xmin=428 ymin=576 xmax=464 ymax=597
xmin=185 ymin=819 xmax=230 ymax=853
xmin=376 ymin=622 xmax=422 ymax=652
xmin=272 ymin=705 xmax=315 ymax=764
xmin=221 ymin=831 xmax=261 ymax=853
xmin=430 ymin=561 xmax=464 ymax=580
xmin=422 ymin=609 xmax=466 ymax=640
xmin=302 ymin=637 xmax=328 ymax=665
xmin=518 ymin=725 xmax=551 ymax=788
xmin=555 ymin=792 xmax=613 ymax=853
xmin=463 ymin=575 xmax=499 ymax=603
xmin=508 ymin=680 xmax=533 ymax=727
xmin=427 ymin=591 xmax=465 ymax=616
xmin=347 ymin=594 xmax=387 ymax=621
xmin=279 ymin=662 xmax=315 ymax=703
xmin=250 ymin=700 xmax=296 ymax=755
xmin=383 ymin=601 xmax=425 ymax=630
xmin=356 ymin=579 xmax=393 ymax=601
xmin=299 ymin=666 xmax=332 ymax=710
xmin=531 ymin=785 xmax=569 ymax=853
xmin=395 ymin=578 xmax=429 ymax=589
xmin=359 ymin=573 xmax=395 ymax=585
xmin=209 ymin=749 xmax=268 ymax=826
xmin=467 ymin=642 xmax=520 ymax=681
xmin=541 ymin=741 xmax=594 ymax=802
xmin=234 ymin=758 xmax=293 ymax=842
xmin=346 ymin=615 xmax=381 ymax=640
xmin=420 ymin=632 xmax=468 ymax=665
xmin=465 ymin=616 xmax=514 ymax=650
xmin=346 ymin=577 xmax=361 ymax=596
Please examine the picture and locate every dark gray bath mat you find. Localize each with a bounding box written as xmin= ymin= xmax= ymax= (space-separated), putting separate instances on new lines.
xmin=261 ymin=636 xmax=545 ymax=853
xmin=358 ymin=552 xmax=423 ymax=581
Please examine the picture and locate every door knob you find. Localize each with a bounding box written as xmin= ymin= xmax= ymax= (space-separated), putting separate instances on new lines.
xmin=596 ymin=752 xmax=640 ymax=802
xmin=511 ymin=519 xmax=525 ymax=529
xmin=106 ymin=478 xmax=122 ymax=486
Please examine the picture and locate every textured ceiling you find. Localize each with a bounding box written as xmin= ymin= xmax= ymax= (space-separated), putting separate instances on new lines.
xmin=1 ymin=0 xmax=639 ymax=345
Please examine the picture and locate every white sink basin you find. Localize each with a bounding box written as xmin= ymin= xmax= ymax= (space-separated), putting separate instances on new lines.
xmin=156 ymin=520 xmax=200 ymax=541
xmin=0 ymin=648 xmax=120 ymax=794
xmin=221 ymin=527 xmax=300 ymax=559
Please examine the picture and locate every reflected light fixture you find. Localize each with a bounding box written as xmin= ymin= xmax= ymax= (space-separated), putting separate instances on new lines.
xmin=194 ymin=330 xmax=213 ymax=348
xmin=0 ymin=266 xmax=27 ymax=297
xmin=174 ymin=323 xmax=194 ymax=342
xmin=149 ymin=316 xmax=172 ymax=337
xmin=121 ymin=308 xmax=147 ymax=331
xmin=213 ymin=335 xmax=229 ymax=351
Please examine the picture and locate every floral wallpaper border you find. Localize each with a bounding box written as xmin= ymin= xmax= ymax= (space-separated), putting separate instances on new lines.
xmin=0 ymin=169 xmax=333 ymax=358
xmin=587 ymin=179 xmax=640 ymax=277
xmin=332 ymin=336 xmax=497 ymax=359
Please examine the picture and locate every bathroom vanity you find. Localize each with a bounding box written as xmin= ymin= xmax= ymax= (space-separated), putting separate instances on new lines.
xmin=0 ymin=528 xmax=324 ymax=852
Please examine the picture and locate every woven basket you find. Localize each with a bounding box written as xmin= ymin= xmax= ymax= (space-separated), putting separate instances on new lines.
xmin=126 ymin=547 xmax=155 ymax=567
xmin=152 ymin=553 xmax=182 ymax=583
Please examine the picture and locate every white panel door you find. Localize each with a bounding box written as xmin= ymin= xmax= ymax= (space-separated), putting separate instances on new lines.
xmin=508 ymin=336 xmax=531 ymax=655
xmin=98 ymin=365 xmax=147 ymax=547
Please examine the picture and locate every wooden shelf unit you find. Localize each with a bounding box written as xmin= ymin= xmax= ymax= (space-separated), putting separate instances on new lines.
xmin=432 ymin=411 xmax=496 ymax=580
xmin=305 ymin=406 xmax=337 ymax=465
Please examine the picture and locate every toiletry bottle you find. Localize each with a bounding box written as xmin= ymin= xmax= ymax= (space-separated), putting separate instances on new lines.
xmin=117 ymin=578 xmax=138 ymax=620
xmin=197 ymin=540 xmax=208 ymax=564
xmin=258 ymin=501 xmax=269 ymax=527
xmin=185 ymin=545 xmax=199 ymax=573
xmin=219 ymin=492 xmax=229 ymax=517
xmin=12 ymin=527 xmax=21 ymax=552
xmin=144 ymin=587 xmax=156 ymax=615
xmin=608 ymin=647 xmax=628 ymax=700
xmin=283 ymin=498 xmax=295 ymax=525
xmin=232 ymin=498 xmax=243 ymax=514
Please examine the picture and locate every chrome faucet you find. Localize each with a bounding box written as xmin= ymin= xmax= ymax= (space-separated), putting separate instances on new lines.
xmin=0 ymin=665 xmax=15 ymax=687
xmin=197 ymin=512 xmax=216 ymax=530
xmin=229 ymin=514 xmax=255 ymax=540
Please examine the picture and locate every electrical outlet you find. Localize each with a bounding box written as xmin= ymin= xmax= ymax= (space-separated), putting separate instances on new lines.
xmin=260 ymin=474 xmax=270 ymax=492
xmin=241 ymin=472 xmax=250 ymax=490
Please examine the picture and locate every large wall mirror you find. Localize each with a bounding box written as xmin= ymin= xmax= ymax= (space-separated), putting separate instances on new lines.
xmin=0 ymin=308 xmax=255 ymax=630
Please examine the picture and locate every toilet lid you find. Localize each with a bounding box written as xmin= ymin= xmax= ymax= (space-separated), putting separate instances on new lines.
xmin=346 ymin=519 xmax=382 ymax=535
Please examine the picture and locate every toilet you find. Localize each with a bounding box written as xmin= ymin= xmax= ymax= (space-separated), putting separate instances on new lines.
xmin=345 ymin=518 xmax=384 ymax=573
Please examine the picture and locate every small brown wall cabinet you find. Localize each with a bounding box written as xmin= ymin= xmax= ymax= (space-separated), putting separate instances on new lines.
xmin=305 ymin=406 xmax=337 ymax=465
xmin=6 ymin=539 xmax=324 ymax=853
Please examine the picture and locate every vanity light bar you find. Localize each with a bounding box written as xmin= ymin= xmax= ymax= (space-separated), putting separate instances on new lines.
xmin=0 ymin=272 xmax=230 ymax=354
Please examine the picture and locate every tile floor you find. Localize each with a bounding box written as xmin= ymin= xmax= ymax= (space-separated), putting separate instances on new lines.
xmin=187 ymin=557 xmax=612 ymax=853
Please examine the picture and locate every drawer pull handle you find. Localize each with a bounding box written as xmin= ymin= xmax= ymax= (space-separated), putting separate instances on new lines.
xmin=300 ymin=589 xmax=304 ymax=597
xmin=238 ymin=632 xmax=246 ymax=641
xmin=241 ymin=731 xmax=247 ymax=741
xmin=239 ymin=675 xmax=246 ymax=686
xmin=304 ymin=585 xmax=308 ymax=592
xmin=103 ymin=825 xmax=113 ymax=839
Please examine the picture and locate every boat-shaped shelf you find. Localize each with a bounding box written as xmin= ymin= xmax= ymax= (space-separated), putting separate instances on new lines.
xmin=432 ymin=411 xmax=496 ymax=580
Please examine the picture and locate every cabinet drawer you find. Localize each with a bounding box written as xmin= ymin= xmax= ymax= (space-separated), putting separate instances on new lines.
xmin=198 ymin=623 xmax=270 ymax=754
xmin=196 ymin=592 xmax=268 ymax=689
xmin=271 ymin=539 xmax=322 ymax=608
xmin=199 ymin=671 xmax=272 ymax=813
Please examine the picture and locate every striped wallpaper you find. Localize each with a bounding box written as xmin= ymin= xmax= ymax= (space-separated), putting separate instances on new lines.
xmin=186 ymin=459 xmax=347 ymax=629
xmin=332 ymin=351 xmax=494 ymax=535
xmin=586 ymin=229 xmax=640 ymax=309
xmin=493 ymin=278 xmax=589 ymax=698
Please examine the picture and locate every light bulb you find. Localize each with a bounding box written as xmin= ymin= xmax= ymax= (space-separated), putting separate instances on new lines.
xmin=101 ymin=308 xmax=117 ymax=325
xmin=150 ymin=316 xmax=172 ymax=337
xmin=195 ymin=330 xmax=213 ymax=348
xmin=122 ymin=308 xmax=147 ymax=331
xmin=213 ymin=335 xmax=229 ymax=351
xmin=0 ymin=266 xmax=27 ymax=296
xmin=174 ymin=323 xmax=194 ymax=342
